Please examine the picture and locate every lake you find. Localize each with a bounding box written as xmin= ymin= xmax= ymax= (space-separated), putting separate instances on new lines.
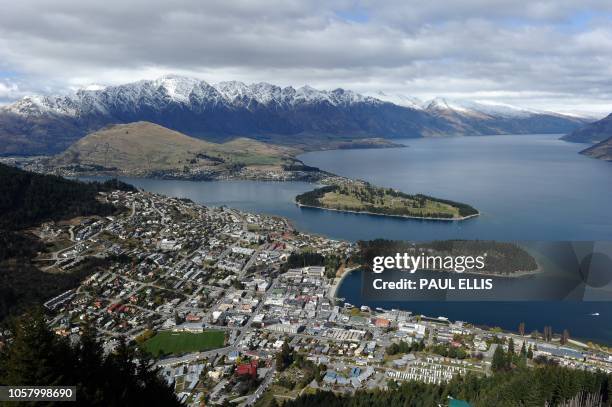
xmin=80 ymin=134 xmax=612 ymax=343
xmin=91 ymin=134 xmax=612 ymax=242
xmin=337 ymin=269 xmax=612 ymax=344
xmin=300 ymin=133 xmax=612 ymax=241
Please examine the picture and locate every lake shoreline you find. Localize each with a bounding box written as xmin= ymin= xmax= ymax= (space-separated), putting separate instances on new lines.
xmin=328 ymin=265 xmax=360 ymax=300
xmin=334 ymin=263 xmax=542 ymax=301
xmin=295 ymin=201 xmax=480 ymax=222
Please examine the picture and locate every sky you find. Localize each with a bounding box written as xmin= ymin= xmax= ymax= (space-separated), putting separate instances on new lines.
xmin=1 ymin=0 xmax=612 ymax=116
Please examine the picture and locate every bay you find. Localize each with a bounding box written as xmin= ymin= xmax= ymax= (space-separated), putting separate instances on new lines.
xmin=78 ymin=134 xmax=612 ymax=343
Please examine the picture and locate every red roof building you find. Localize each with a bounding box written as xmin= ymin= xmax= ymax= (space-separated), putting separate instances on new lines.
xmin=235 ymin=360 xmax=258 ymax=378
xmin=374 ymin=318 xmax=391 ymax=328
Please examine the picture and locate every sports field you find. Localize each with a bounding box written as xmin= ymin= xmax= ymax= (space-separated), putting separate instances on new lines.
xmin=142 ymin=330 xmax=225 ymax=356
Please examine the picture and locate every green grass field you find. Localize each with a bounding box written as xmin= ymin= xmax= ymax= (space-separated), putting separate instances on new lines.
xmin=142 ymin=330 xmax=225 ymax=356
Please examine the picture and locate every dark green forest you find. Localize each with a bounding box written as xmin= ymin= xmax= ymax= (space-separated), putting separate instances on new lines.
xmin=295 ymin=185 xmax=337 ymax=206
xmin=0 ymin=163 xmax=134 ymax=231
xmin=0 ymin=164 xmax=135 ymax=320
xmin=0 ymin=257 xmax=112 ymax=323
xmin=0 ymin=310 xmax=181 ymax=406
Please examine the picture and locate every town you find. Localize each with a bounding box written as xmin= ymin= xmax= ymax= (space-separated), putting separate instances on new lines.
xmin=31 ymin=190 xmax=612 ymax=406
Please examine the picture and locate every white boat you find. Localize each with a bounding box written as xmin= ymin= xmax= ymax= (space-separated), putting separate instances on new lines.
xmin=589 ymin=312 xmax=600 ymax=316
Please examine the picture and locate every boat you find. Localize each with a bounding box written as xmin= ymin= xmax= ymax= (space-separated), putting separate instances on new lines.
xmin=589 ymin=312 xmax=600 ymax=316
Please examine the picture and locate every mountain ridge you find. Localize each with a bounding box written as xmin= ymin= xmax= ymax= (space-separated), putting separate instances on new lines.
xmin=562 ymin=113 xmax=612 ymax=144
xmin=0 ymin=75 xmax=590 ymax=155
xmin=580 ymin=136 xmax=612 ymax=161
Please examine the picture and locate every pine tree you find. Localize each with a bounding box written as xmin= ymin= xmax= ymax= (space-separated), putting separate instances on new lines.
xmin=508 ymin=337 xmax=515 ymax=354
xmin=276 ymin=341 xmax=294 ymax=371
xmin=492 ymin=345 xmax=506 ymax=372
xmin=0 ymin=308 xmax=71 ymax=386
xmin=75 ymin=320 xmax=106 ymax=403
xmin=523 ymin=382 xmax=543 ymax=406
xmin=0 ymin=309 xmax=181 ymax=406
xmin=507 ymin=338 xmax=515 ymax=367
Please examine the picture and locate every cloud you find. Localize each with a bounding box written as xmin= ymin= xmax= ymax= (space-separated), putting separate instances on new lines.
xmin=0 ymin=0 xmax=611 ymax=114
xmin=0 ymin=79 xmax=28 ymax=104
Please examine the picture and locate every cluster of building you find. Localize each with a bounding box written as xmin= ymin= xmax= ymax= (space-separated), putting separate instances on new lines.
xmin=387 ymin=359 xmax=469 ymax=384
xmin=29 ymin=189 xmax=612 ymax=406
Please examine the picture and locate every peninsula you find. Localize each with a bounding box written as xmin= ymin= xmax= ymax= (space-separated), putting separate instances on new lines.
xmin=295 ymin=181 xmax=479 ymax=221
xmin=580 ymin=136 xmax=612 ymax=161
xmin=3 ymin=121 xmax=403 ymax=182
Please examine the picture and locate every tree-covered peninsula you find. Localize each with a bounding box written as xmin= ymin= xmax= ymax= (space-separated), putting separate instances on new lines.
xmin=295 ymin=182 xmax=478 ymax=220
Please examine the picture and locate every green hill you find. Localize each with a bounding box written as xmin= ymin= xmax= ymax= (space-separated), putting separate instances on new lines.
xmin=51 ymin=121 xmax=299 ymax=176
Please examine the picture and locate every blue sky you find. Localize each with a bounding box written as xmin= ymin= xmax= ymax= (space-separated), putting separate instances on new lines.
xmin=335 ymin=7 xmax=370 ymax=23
xmin=1 ymin=0 xmax=612 ymax=116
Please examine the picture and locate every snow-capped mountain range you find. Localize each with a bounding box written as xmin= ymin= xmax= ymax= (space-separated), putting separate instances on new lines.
xmin=367 ymin=91 xmax=563 ymax=118
xmin=5 ymin=75 xmax=382 ymax=117
xmin=0 ymin=75 xmax=591 ymax=156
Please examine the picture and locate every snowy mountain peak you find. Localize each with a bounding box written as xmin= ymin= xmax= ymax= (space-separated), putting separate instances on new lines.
xmin=214 ymin=81 xmax=251 ymax=101
xmin=294 ymin=85 xmax=328 ymax=103
xmin=425 ymin=97 xmax=454 ymax=111
xmin=368 ymin=91 xmax=423 ymax=109
xmin=153 ymin=75 xmax=202 ymax=103
xmin=420 ymin=97 xmax=542 ymax=118
xmin=2 ymin=76 xmax=583 ymax=121
xmin=2 ymin=76 xmax=391 ymax=117
xmin=367 ymin=90 xmax=550 ymax=118
xmin=0 ymin=76 xmax=592 ymax=156
xmin=215 ymin=81 xmax=285 ymax=106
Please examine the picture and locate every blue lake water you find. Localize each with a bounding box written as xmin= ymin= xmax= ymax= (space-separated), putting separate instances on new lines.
xmin=300 ymin=134 xmax=612 ymax=241
xmin=88 ymin=134 xmax=612 ymax=242
xmin=81 ymin=134 xmax=612 ymax=343
xmin=337 ymin=270 xmax=612 ymax=344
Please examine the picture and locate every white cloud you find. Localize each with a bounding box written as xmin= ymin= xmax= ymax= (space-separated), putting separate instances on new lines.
xmin=0 ymin=79 xmax=27 ymax=103
xmin=0 ymin=0 xmax=611 ymax=114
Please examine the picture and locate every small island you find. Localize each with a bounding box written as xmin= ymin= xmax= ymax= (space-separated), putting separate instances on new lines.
xmin=295 ymin=182 xmax=479 ymax=221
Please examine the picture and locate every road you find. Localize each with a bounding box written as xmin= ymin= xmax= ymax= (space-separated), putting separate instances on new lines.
xmin=241 ymin=362 xmax=276 ymax=407
xmin=240 ymin=246 xmax=262 ymax=279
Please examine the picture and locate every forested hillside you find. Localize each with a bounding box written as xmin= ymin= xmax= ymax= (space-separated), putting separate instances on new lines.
xmin=0 ymin=163 xmax=134 ymax=230
xmin=0 ymin=310 xmax=181 ymax=406
xmin=0 ymin=164 xmax=135 ymax=320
